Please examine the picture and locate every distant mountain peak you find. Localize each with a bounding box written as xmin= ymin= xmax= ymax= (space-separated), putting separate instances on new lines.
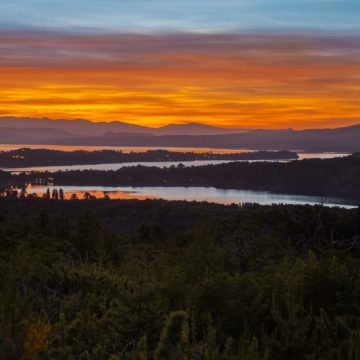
xmin=0 ymin=116 xmax=359 ymax=152
xmin=0 ymin=116 xmax=246 ymax=136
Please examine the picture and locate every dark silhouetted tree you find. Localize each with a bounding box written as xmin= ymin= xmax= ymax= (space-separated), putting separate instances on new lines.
xmin=45 ymin=188 xmax=50 ymax=200
xmin=59 ymin=188 xmax=64 ymax=200
xmin=52 ymin=188 xmax=59 ymax=200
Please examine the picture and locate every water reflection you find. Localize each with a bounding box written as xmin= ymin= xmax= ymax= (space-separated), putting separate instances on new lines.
xmin=2 ymin=154 xmax=351 ymax=174
xmin=4 ymin=159 xmax=286 ymax=173
xmin=0 ymin=143 xmax=350 ymax=174
xmin=0 ymin=144 xmax=254 ymax=154
xmin=27 ymin=185 xmax=357 ymax=209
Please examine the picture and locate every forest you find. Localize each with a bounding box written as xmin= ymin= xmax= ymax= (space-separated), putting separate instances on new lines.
xmin=4 ymin=153 xmax=360 ymax=201
xmin=0 ymin=149 xmax=297 ymax=168
xmin=1 ymin=197 xmax=360 ymax=359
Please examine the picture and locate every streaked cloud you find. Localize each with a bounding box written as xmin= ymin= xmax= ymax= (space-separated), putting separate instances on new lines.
xmin=0 ymin=31 xmax=359 ymax=128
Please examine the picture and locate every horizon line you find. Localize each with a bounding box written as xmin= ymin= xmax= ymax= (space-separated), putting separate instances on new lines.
xmin=1 ymin=115 xmax=360 ymax=131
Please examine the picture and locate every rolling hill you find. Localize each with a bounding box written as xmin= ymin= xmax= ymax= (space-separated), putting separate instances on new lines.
xmin=0 ymin=117 xmax=244 ymax=136
xmin=0 ymin=117 xmax=359 ymax=152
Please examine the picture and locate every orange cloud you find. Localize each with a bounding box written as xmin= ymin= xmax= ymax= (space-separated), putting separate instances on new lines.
xmin=0 ymin=32 xmax=359 ymax=128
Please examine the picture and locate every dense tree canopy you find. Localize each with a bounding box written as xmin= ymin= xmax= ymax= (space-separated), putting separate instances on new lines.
xmin=1 ymin=198 xmax=360 ymax=359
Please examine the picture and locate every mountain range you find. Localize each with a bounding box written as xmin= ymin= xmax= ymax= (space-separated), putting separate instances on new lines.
xmin=0 ymin=117 xmax=360 ymax=152
xmin=0 ymin=117 xmax=243 ymax=136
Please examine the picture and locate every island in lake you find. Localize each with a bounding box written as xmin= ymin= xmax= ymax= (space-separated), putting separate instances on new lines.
xmin=1 ymin=153 xmax=360 ymax=202
xmin=0 ymin=148 xmax=298 ymax=168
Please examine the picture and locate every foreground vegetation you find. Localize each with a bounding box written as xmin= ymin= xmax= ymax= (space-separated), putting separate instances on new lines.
xmin=1 ymin=198 xmax=360 ymax=359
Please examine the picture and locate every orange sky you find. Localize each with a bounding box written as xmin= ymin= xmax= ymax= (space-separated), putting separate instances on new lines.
xmin=0 ymin=32 xmax=359 ymax=129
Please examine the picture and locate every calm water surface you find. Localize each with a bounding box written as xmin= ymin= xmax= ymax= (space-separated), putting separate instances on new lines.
xmin=0 ymin=144 xmax=350 ymax=173
xmin=0 ymin=144 xmax=255 ymax=153
xmin=3 ymin=159 xmax=292 ymax=173
xmin=28 ymin=185 xmax=357 ymax=209
xmin=1 ymin=153 xmax=350 ymax=173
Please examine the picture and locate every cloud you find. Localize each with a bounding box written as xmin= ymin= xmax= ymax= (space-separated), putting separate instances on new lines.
xmin=0 ymin=30 xmax=359 ymax=128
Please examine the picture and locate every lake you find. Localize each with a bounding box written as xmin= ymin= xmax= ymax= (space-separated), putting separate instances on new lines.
xmin=27 ymin=185 xmax=358 ymax=209
xmin=0 ymin=144 xmax=350 ymax=173
xmin=0 ymin=144 xmax=256 ymax=154
xmin=2 ymin=159 xmax=294 ymax=173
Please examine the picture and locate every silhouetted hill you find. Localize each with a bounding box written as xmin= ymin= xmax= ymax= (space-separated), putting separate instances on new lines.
xmin=0 ymin=127 xmax=73 ymax=142
xmin=0 ymin=117 xmax=243 ymax=136
xmin=0 ymin=117 xmax=359 ymax=151
xmin=154 ymin=122 xmax=245 ymax=135
xmin=0 ymin=117 xmax=150 ymax=136
xmin=47 ymin=124 xmax=360 ymax=152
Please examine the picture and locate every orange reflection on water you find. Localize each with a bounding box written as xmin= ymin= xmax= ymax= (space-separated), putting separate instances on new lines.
xmin=29 ymin=188 xmax=155 ymax=201
xmin=0 ymin=144 xmax=252 ymax=154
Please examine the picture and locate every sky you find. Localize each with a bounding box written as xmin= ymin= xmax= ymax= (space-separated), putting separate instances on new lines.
xmin=0 ymin=0 xmax=359 ymax=129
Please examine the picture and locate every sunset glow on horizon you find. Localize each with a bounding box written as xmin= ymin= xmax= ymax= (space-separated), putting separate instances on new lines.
xmin=0 ymin=32 xmax=359 ymax=129
xmin=0 ymin=0 xmax=359 ymax=129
